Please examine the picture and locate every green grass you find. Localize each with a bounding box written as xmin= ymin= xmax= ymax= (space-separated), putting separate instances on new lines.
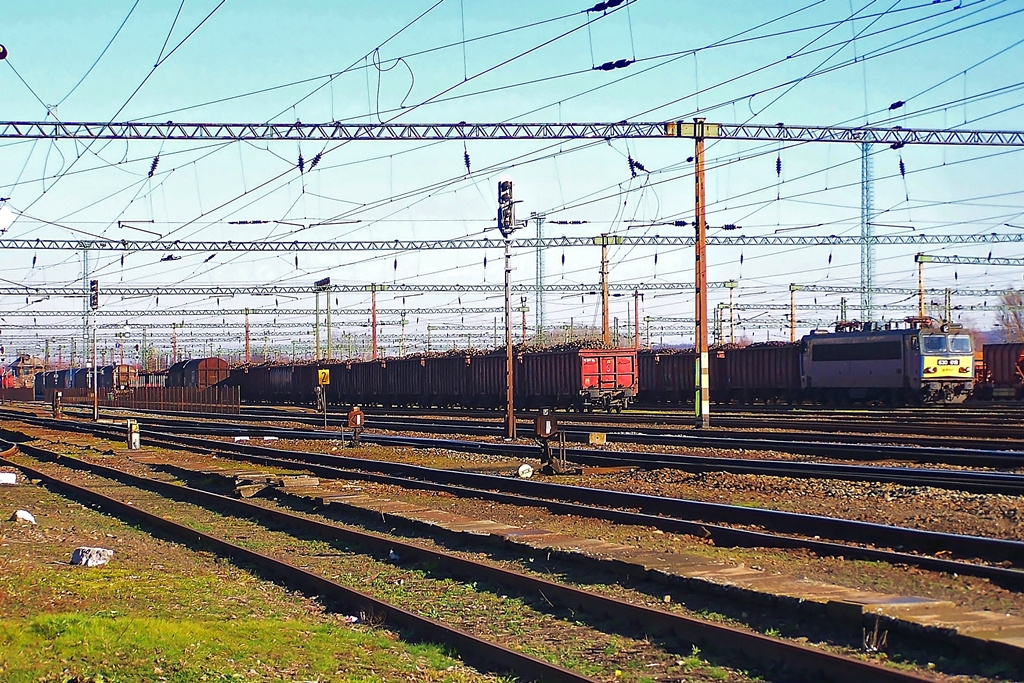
xmin=0 ymin=613 xmax=469 ymax=682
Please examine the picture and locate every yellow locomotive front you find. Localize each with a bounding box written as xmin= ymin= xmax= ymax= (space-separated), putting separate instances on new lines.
xmin=916 ymin=328 xmax=974 ymax=402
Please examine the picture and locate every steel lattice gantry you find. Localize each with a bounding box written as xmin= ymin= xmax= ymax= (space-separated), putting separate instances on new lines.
xmin=3 ymin=120 xmax=1023 ymax=145
xmin=0 ymin=308 xmax=493 ymax=317
xmin=8 ymin=118 xmax=1024 ymax=429
xmin=2 ymin=234 xmax=1024 ymax=252
xmin=915 ymin=254 xmax=1024 ymax=267
xmin=793 ymin=284 xmax=1016 ymax=296
xmin=0 ymin=281 xmax=717 ymax=298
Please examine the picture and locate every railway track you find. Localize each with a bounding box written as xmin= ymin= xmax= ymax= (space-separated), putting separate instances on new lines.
xmin=44 ymin=401 xmax=1024 ymax=467
xmin=46 ymin=409 xmax=1024 ymax=491
xmin=5 ymin=412 xmax=1023 ymax=590
xmin=343 ymin=405 xmax=1024 ymax=441
xmin=2 ymin=433 xmax=938 ymax=683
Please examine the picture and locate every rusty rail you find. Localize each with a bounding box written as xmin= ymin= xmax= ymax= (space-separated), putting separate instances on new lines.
xmin=3 ymin=439 xmax=936 ymax=683
xmin=2 ymin=442 xmax=592 ymax=683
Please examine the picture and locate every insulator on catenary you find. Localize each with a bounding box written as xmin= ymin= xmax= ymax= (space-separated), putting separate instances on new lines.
xmin=594 ymin=58 xmax=633 ymax=71
xmin=149 ymin=155 xmax=160 ymax=178
xmin=889 ymin=100 xmax=905 ymax=110
xmin=586 ymin=0 xmax=624 ymax=12
xmin=775 ymin=155 xmax=781 ymax=177
xmin=483 ymin=256 xmax=488 ymax=268
xmin=298 ymin=153 xmax=305 ymax=174
xmin=308 ymin=152 xmax=322 ymax=170
xmin=393 ymin=258 xmax=398 ymax=271
xmin=628 ymin=155 xmax=647 ymax=177
xmin=463 ymin=150 xmax=471 ymax=173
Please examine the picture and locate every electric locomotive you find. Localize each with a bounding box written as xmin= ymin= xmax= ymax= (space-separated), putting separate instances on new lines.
xmin=801 ymin=319 xmax=973 ymax=404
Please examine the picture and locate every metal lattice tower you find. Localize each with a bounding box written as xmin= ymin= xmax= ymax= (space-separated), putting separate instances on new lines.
xmin=860 ymin=142 xmax=874 ymax=321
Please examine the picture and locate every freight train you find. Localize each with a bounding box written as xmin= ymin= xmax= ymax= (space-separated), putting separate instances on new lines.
xmin=640 ymin=319 xmax=975 ymax=405
xmin=228 ymin=347 xmax=638 ymax=412
xmin=32 ymin=364 xmax=138 ymax=400
xmin=224 ymin=321 xmax=980 ymax=410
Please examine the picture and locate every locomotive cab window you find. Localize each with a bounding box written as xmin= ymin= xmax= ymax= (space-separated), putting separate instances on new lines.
xmin=949 ymin=335 xmax=972 ymax=353
xmin=922 ymin=335 xmax=947 ymax=353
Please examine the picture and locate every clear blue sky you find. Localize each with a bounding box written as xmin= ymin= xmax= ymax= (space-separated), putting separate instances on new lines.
xmin=2 ymin=0 xmax=1023 ymax=359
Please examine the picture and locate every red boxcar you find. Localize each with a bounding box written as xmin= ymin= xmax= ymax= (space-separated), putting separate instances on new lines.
xmin=516 ymin=347 xmax=637 ymax=411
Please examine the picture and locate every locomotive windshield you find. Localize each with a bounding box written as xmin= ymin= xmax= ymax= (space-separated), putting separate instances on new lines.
xmin=949 ymin=334 xmax=972 ymax=353
xmin=921 ymin=333 xmax=972 ymax=354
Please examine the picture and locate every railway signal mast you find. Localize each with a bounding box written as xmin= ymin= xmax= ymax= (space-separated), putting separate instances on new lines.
xmin=498 ymin=180 xmax=525 ymax=440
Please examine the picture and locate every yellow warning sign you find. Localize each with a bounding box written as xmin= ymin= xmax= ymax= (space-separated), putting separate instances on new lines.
xmin=318 ymin=369 xmax=330 ymax=385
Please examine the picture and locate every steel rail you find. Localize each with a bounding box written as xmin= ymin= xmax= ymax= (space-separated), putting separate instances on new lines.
xmin=229 ymin=405 xmax=1024 ymax=447
xmin=128 ymin=429 xmax=1024 ymax=590
xmin=155 ymin=429 xmax=1024 ymax=564
xmin=30 ymin=405 xmax=1024 ymax=489
xmin=1 ymin=443 xmax=593 ymax=683
xmin=247 ymin=410 xmax=1024 ymax=461
xmin=1 ymin=440 xmax=937 ymax=683
xmin=106 ymin=410 xmax=1024 ymax=490
xmin=6 ymin=414 xmax=1024 ymax=590
xmin=11 ymin=410 xmax=1016 ymax=568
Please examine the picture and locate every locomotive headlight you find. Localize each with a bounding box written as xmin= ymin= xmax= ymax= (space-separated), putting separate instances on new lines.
xmin=923 ymin=366 xmax=937 ymax=374
xmin=959 ymin=366 xmax=969 ymax=373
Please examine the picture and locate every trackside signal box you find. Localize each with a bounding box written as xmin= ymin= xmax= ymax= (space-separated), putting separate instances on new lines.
xmin=534 ymin=408 xmax=557 ymax=439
